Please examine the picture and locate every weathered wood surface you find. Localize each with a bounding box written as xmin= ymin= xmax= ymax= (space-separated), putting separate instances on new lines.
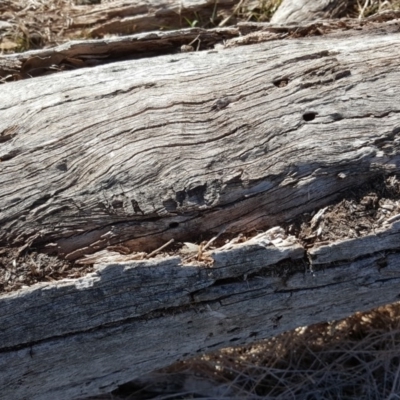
xmin=1 ymin=26 xmax=400 ymax=259
xmin=1 ymin=234 xmax=400 ymax=400
xmin=271 ymin=0 xmax=348 ymax=24
xmin=1 ymin=16 xmax=395 ymax=81
xmin=309 ymin=220 xmax=400 ymax=264
xmin=0 ymin=231 xmax=304 ymax=349
xmin=1 ymin=24 xmax=400 ymax=400
xmin=2 ymin=221 xmax=400 ymax=349
xmin=0 ymin=26 xmax=239 ymax=80
xmin=72 ymin=0 xmax=238 ymax=37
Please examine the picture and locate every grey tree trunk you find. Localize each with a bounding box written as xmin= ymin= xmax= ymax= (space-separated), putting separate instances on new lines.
xmin=1 ymin=19 xmax=400 ymax=400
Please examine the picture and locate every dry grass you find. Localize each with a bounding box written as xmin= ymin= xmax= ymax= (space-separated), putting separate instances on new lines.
xmin=354 ymin=0 xmax=400 ymax=18
xmin=104 ymin=303 xmax=400 ymax=399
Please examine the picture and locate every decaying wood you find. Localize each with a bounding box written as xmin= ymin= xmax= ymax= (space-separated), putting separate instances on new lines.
xmin=72 ymin=0 xmax=239 ymax=38
xmin=1 ymin=21 xmax=400 ymax=400
xmin=271 ymin=0 xmax=349 ymax=24
xmin=2 ymin=15 xmax=399 ymax=82
xmin=0 ymin=26 xmax=239 ymax=80
xmin=2 ymin=24 xmax=400 ymax=259
xmin=309 ymin=220 xmax=400 ymax=264
xmin=1 ymin=229 xmax=400 ymax=400
xmin=0 ymin=0 xmax=247 ymax=54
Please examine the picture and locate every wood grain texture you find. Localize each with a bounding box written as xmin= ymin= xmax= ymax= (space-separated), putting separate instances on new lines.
xmin=1 ymin=245 xmax=399 ymax=400
xmin=0 ymin=26 xmax=239 ymax=80
xmin=1 ymin=29 xmax=400 ymax=259
xmin=1 ymin=26 xmax=400 ymax=400
xmin=0 ymin=235 xmax=304 ymax=349
xmin=76 ymin=0 xmax=238 ymax=37
xmin=309 ymin=220 xmax=400 ymax=264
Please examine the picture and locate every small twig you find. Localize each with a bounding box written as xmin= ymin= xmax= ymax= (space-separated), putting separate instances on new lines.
xmin=385 ymin=213 xmax=400 ymax=224
xmin=188 ymin=34 xmax=201 ymax=51
xmin=146 ymin=239 xmax=174 ymax=259
xmin=210 ymin=0 xmax=218 ymax=25
xmin=202 ymin=225 xmax=228 ymax=252
xmin=219 ymin=0 xmax=245 ymax=27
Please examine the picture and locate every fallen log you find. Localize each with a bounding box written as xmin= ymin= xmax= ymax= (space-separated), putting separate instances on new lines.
xmin=1 ymin=20 xmax=400 ymax=400
xmin=73 ymin=0 xmax=239 ymax=37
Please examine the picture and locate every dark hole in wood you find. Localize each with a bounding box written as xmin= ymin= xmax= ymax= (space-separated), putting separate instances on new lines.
xmin=0 ymin=149 xmax=19 ymax=161
xmin=111 ymin=199 xmax=123 ymax=209
xmin=303 ymin=112 xmax=316 ymax=121
xmin=169 ymin=222 xmax=179 ymax=228
xmin=331 ymin=113 xmax=343 ymax=121
xmin=131 ymin=199 xmax=143 ymax=214
xmin=31 ymin=194 xmax=51 ymax=209
xmin=273 ymin=78 xmax=289 ymax=87
xmin=175 ymin=190 xmax=186 ymax=206
xmin=0 ymin=134 xmax=14 ymax=144
xmin=56 ymin=162 xmax=68 ymax=172
xmin=335 ymin=70 xmax=351 ymax=80
xmin=187 ymin=183 xmax=207 ymax=205
xmin=377 ymin=258 xmax=387 ymax=269
xmin=163 ymin=198 xmax=178 ymax=212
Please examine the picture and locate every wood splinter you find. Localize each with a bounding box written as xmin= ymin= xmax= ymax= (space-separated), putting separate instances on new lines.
xmin=146 ymin=239 xmax=175 ymax=259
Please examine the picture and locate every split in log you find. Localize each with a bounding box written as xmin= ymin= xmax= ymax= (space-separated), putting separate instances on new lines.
xmin=1 ymin=18 xmax=400 ymax=400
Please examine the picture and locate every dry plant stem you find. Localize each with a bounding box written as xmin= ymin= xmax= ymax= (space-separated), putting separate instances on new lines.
xmin=145 ymin=239 xmax=174 ymax=259
xmin=202 ymin=226 xmax=228 ymax=252
xmin=220 ymin=0 xmax=245 ymax=26
xmin=359 ymin=0 xmax=371 ymax=18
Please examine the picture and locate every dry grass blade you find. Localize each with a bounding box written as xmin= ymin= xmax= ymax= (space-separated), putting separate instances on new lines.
xmin=146 ymin=239 xmax=174 ymax=259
